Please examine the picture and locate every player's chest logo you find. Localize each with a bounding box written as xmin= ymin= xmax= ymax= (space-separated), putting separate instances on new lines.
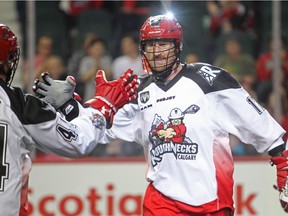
xmin=148 ymin=104 xmax=200 ymax=166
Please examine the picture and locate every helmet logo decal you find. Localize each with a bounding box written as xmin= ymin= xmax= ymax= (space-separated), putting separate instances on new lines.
xmin=148 ymin=30 xmax=162 ymax=35
xmin=0 ymin=27 xmax=10 ymax=37
xmin=150 ymin=16 xmax=163 ymax=27
xmin=149 ymin=104 xmax=200 ymax=166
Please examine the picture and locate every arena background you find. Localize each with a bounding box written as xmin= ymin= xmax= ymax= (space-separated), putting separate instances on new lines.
xmin=1 ymin=1 xmax=288 ymax=215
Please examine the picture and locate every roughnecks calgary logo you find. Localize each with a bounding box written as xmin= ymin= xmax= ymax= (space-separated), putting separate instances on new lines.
xmin=149 ymin=104 xmax=200 ymax=167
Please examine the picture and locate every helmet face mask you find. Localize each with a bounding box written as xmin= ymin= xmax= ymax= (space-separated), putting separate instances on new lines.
xmin=0 ymin=24 xmax=20 ymax=86
xmin=141 ymin=39 xmax=178 ymax=73
xmin=139 ymin=15 xmax=183 ymax=81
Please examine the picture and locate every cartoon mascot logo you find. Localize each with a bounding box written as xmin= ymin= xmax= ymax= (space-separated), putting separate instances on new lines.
xmin=149 ymin=104 xmax=200 ymax=166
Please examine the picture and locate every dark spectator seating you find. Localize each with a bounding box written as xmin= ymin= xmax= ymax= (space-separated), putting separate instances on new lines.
xmin=215 ymin=31 xmax=256 ymax=57
xmin=73 ymin=9 xmax=113 ymax=52
xmin=258 ymin=1 xmax=288 ymax=54
xmin=169 ymin=1 xmax=208 ymax=61
xmin=35 ymin=1 xmax=68 ymax=60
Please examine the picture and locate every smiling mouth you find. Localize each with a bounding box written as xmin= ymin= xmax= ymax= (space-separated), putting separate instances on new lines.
xmin=155 ymin=59 xmax=164 ymax=63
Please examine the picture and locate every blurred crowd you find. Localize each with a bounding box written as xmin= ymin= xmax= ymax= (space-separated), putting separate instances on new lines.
xmin=14 ymin=0 xmax=288 ymax=158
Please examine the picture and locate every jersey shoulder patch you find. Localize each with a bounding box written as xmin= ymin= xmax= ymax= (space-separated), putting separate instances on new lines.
xmin=183 ymin=63 xmax=241 ymax=94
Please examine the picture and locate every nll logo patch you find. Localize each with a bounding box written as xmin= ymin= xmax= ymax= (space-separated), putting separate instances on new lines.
xmin=197 ymin=66 xmax=221 ymax=85
xmin=140 ymin=91 xmax=150 ymax=104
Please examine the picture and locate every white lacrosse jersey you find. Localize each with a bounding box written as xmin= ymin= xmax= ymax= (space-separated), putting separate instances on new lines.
xmin=0 ymin=79 xmax=105 ymax=216
xmin=100 ymin=63 xmax=285 ymax=213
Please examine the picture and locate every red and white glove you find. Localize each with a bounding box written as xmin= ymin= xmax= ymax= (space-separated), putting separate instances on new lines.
xmin=84 ymin=69 xmax=139 ymax=128
xmin=270 ymin=149 xmax=288 ymax=212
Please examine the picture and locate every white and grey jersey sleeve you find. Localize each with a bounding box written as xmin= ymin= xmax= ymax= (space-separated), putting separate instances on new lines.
xmin=211 ymin=87 xmax=285 ymax=153
xmin=100 ymin=63 xmax=286 ymax=154
xmin=25 ymin=104 xmax=105 ymax=158
xmin=4 ymin=85 xmax=105 ymax=158
xmin=187 ymin=63 xmax=286 ymax=153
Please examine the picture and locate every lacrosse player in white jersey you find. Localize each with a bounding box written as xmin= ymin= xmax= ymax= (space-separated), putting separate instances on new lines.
xmin=34 ymin=13 xmax=288 ymax=215
xmin=0 ymin=24 xmax=138 ymax=216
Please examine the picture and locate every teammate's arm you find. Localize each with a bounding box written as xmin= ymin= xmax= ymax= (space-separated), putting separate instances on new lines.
xmin=21 ymin=94 xmax=103 ymax=158
xmin=30 ymin=69 xmax=139 ymax=156
xmin=33 ymin=69 xmax=139 ymax=128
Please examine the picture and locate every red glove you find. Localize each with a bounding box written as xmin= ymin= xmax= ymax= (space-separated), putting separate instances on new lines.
xmin=270 ymin=149 xmax=288 ymax=212
xmin=84 ymin=69 xmax=139 ymax=128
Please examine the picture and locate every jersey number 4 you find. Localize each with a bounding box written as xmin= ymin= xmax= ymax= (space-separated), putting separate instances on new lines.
xmin=57 ymin=124 xmax=78 ymax=142
xmin=0 ymin=123 xmax=9 ymax=192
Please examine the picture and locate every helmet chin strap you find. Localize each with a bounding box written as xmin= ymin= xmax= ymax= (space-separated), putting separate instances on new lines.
xmin=6 ymin=69 xmax=14 ymax=86
xmin=152 ymin=61 xmax=180 ymax=82
xmin=0 ymin=64 xmax=11 ymax=84
xmin=7 ymin=47 xmax=20 ymax=86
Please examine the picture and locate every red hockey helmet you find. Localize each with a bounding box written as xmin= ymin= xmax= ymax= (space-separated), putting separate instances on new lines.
xmin=139 ymin=14 xmax=183 ymax=47
xmin=139 ymin=14 xmax=183 ymax=80
xmin=0 ymin=24 xmax=20 ymax=85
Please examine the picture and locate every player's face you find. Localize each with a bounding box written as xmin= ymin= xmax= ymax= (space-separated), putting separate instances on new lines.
xmin=171 ymin=119 xmax=181 ymax=125
xmin=145 ymin=40 xmax=176 ymax=72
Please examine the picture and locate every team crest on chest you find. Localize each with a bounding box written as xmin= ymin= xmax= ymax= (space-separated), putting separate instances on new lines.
xmin=149 ymin=104 xmax=200 ymax=166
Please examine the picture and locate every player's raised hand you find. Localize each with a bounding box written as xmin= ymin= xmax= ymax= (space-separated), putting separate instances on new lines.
xmin=33 ymin=72 xmax=78 ymax=109
xmin=84 ymin=69 xmax=139 ymax=128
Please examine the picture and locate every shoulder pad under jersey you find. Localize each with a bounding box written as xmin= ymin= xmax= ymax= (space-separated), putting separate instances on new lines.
xmin=183 ymin=63 xmax=241 ymax=94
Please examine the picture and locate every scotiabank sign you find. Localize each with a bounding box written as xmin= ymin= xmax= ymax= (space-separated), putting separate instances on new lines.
xmin=28 ymin=157 xmax=286 ymax=216
xmin=28 ymin=184 xmax=142 ymax=216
